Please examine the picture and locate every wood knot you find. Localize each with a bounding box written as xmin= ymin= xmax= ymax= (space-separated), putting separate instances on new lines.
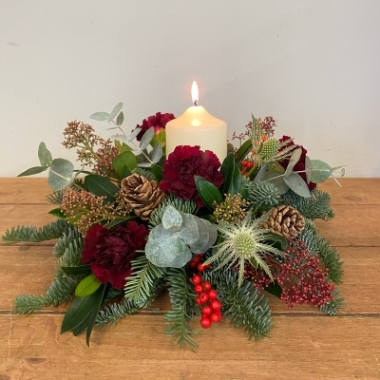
xmin=26 ymin=358 xmax=46 ymax=364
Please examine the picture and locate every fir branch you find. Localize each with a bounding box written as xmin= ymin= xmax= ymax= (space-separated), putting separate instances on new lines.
xmin=125 ymin=255 xmax=166 ymax=305
xmin=54 ymin=226 xmax=83 ymax=260
xmin=164 ymin=267 xmax=199 ymax=348
xmin=320 ymin=288 xmax=344 ymax=316
xmin=1 ymin=219 xmax=70 ymax=244
xmin=14 ymin=295 xmax=50 ymax=314
xmin=149 ymin=194 xmax=197 ymax=228
xmin=46 ymin=189 xmax=66 ymax=205
xmin=244 ymin=180 xmax=281 ymax=212
xmin=132 ymin=167 xmax=156 ymax=181
xmin=297 ymin=219 xmax=319 ymax=254
xmin=282 ymin=188 xmax=334 ymax=220
xmin=316 ymin=237 xmax=344 ymax=284
xmin=203 ymin=266 xmax=272 ymax=339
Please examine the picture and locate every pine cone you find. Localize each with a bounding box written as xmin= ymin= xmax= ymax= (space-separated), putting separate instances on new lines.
xmin=262 ymin=205 xmax=305 ymax=239
xmin=121 ymin=174 xmax=165 ymax=220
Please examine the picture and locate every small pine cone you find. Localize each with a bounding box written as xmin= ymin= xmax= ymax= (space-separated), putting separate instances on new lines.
xmin=261 ymin=205 xmax=305 ymax=239
xmin=121 ymin=174 xmax=165 ymax=220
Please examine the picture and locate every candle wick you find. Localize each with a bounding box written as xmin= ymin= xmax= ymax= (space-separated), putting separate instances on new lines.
xmin=194 ymin=100 xmax=198 ymax=106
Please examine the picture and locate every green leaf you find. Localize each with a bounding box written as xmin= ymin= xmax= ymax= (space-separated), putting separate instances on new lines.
xmin=48 ymin=158 xmax=74 ymax=191
xmin=104 ymin=218 xmax=128 ymax=229
xmin=194 ymin=176 xmax=223 ymax=210
xmin=151 ymin=143 xmax=163 ymax=164
xmin=265 ymin=232 xmax=288 ymax=250
xmin=84 ymin=174 xmax=119 ymax=203
xmin=75 ymin=274 xmax=102 ymax=297
xmin=221 ymin=153 xmax=235 ymax=194
xmin=61 ymin=264 xmax=92 ymax=275
xmin=139 ymin=128 xmax=155 ymax=150
xmin=262 ymin=171 xmax=289 ymax=195
xmin=284 ymin=148 xmax=302 ymax=177
xmin=150 ymin=130 xmax=166 ymax=148
xmin=305 ymin=156 xmax=312 ymax=183
xmin=265 ymin=282 xmax=282 ymax=298
xmin=38 ymin=142 xmax=53 ymax=167
xmin=116 ymin=111 xmax=124 ymax=126
xmin=236 ymin=139 xmax=252 ymax=162
xmin=229 ymin=164 xmax=242 ymax=195
xmin=48 ymin=207 xmax=66 ymax=219
xmin=310 ymin=159 xmax=332 ymax=183
xmin=151 ymin=164 xmax=163 ymax=182
xmin=18 ymin=166 xmax=49 ymax=177
xmin=89 ymin=112 xmax=109 ymax=121
xmin=113 ymin=151 xmax=137 ymax=177
xmin=108 ymin=102 xmax=123 ymax=122
xmin=283 ymin=173 xmax=311 ymax=198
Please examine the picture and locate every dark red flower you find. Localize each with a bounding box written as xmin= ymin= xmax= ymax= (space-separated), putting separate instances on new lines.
xmin=279 ymin=135 xmax=316 ymax=191
xmin=81 ymin=222 xmax=148 ymax=289
xmin=160 ymin=145 xmax=224 ymax=207
xmin=135 ymin=112 xmax=175 ymax=141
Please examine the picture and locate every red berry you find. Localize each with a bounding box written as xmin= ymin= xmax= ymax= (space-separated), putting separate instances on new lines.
xmin=200 ymin=316 xmax=212 ymax=329
xmin=201 ymin=305 xmax=212 ymax=316
xmin=192 ymin=256 xmax=200 ymax=264
xmin=197 ymin=263 xmax=206 ymax=272
xmin=210 ymin=299 xmax=222 ymax=311
xmin=208 ymin=289 xmax=218 ymax=300
xmin=203 ymin=263 xmax=211 ymax=269
xmin=192 ymin=274 xmax=202 ymax=285
xmin=199 ymin=292 xmax=209 ymax=304
xmin=195 ymin=296 xmax=202 ymax=305
xmin=202 ymin=281 xmax=212 ymax=292
xmin=210 ymin=311 xmax=222 ymax=323
xmin=189 ymin=261 xmax=197 ymax=268
xmin=194 ymin=284 xmax=203 ymax=294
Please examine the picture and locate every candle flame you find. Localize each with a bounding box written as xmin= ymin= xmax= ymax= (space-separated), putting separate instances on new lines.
xmin=191 ymin=81 xmax=199 ymax=106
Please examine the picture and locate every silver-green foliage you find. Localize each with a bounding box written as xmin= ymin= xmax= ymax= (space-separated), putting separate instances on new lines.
xmin=244 ymin=180 xmax=281 ymax=212
xmin=145 ymin=205 xmax=217 ymax=268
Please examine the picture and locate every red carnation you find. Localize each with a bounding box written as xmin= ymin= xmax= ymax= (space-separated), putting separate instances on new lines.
xmin=160 ymin=145 xmax=224 ymax=207
xmin=279 ymin=135 xmax=316 ymax=191
xmin=81 ymin=222 xmax=148 ymax=289
xmin=135 ymin=112 xmax=175 ymax=141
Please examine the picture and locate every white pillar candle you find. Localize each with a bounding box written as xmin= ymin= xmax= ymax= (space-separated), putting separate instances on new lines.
xmin=165 ymin=81 xmax=227 ymax=163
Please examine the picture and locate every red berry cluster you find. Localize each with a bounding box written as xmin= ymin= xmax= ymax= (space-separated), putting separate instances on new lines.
xmin=241 ymin=160 xmax=255 ymax=176
xmin=189 ymin=254 xmax=222 ymax=329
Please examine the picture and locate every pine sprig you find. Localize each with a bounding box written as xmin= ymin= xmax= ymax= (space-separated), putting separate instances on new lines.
xmin=297 ymin=219 xmax=319 ymax=254
xmin=46 ymin=189 xmax=66 ymax=205
xmin=204 ymin=268 xmax=272 ymax=340
xmin=149 ymin=194 xmax=197 ymax=228
xmin=125 ymin=255 xmax=166 ymax=305
xmin=316 ymin=237 xmax=344 ymax=284
xmin=1 ymin=219 xmax=70 ymax=244
xmin=320 ymin=288 xmax=344 ymax=315
xmin=164 ymin=267 xmax=199 ymax=348
xmin=54 ymin=226 xmax=83 ymax=261
xmin=244 ymin=180 xmax=281 ymax=212
xmin=133 ymin=167 xmax=156 ymax=181
xmin=282 ymin=188 xmax=334 ymax=220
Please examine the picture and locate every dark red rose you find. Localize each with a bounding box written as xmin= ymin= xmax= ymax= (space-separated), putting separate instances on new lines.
xmin=160 ymin=145 xmax=224 ymax=207
xmin=135 ymin=112 xmax=175 ymax=141
xmin=81 ymin=222 xmax=148 ymax=289
xmin=279 ymin=135 xmax=316 ymax=191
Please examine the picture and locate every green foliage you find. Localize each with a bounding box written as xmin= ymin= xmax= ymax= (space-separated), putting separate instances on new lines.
xmin=244 ymin=180 xmax=281 ymax=212
xmin=149 ymin=193 xmax=197 ymax=228
xmin=282 ymin=188 xmax=334 ymax=220
xmin=1 ymin=219 xmax=70 ymax=244
xmin=54 ymin=226 xmax=83 ymax=261
xmin=194 ymin=176 xmax=223 ymax=210
xmin=125 ymin=255 xmax=166 ymax=305
xmin=46 ymin=189 xmax=66 ymax=205
xmin=320 ymin=288 xmax=344 ymax=316
xmin=165 ymin=268 xmax=199 ymax=348
xmin=204 ymin=267 xmax=272 ymax=339
xmin=48 ymin=158 xmax=74 ymax=191
xmin=133 ymin=167 xmax=156 ymax=181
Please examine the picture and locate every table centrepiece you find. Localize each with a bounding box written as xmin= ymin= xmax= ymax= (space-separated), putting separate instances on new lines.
xmin=2 ymin=83 xmax=345 ymax=348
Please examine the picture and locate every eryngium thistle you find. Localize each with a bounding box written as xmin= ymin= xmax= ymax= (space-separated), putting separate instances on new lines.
xmin=204 ymin=212 xmax=283 ymax=287
xmin=259 ymin=138 xmax=280 ymax=162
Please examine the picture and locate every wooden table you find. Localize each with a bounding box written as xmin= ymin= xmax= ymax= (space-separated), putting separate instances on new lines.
xmin=0 ymin=178 xmax=379 ymax=380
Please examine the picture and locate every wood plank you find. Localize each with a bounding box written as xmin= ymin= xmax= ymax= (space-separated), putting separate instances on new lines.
xmin=0 ymin=178 xmax=51 ymax=204
xmin=0 ymin=314 xmax=379 ymax=380
xmin=1 ymin=246 xmax=379 ymax=315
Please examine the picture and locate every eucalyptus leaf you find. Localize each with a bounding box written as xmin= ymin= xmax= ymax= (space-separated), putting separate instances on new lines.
xmin=84 ymin=174 xmax=119 ymax=203
xmin=75 ymin=274 xmax=102 ymax=297
xmin=310 ymin=159 xmax=332 ymax=183
xmin=262 ymin=171 xmax=289 ymax=195
xmin=283 ymin=173 xmax=311 ymax=198
xmin=139 ymin=128 xmax=155 ymax=150
xmin=108 ymin=102 xmax=123 ymax=122
xmin=48 ymin=158 xmax=74 ymax=191
xmin=89 ymin=112 xmax=109 ymax=121
xmin=285 ymin=148 xmax=302 ymax=177
xmin=113 ymin=151 xmax=137 ymax=176
xmin=127 ymin=127 xmax=141 ymax=142
xmin=305 ymin=156 xmax=312 ymax=183
xmin=188 ymin=218 xmax=217 ymax=254
xmin=194 ymin=176 xmax=223 ymax=210
xmin=38 ymin=142 xmax=53 ymax=167
xmin=151 ymin=142 xmax=163 ymax=164
xmin=162 ymin=205 xmax=183 ymax=230
xmin=18 ymin=166 xmax=49 ymax=177
xmin=116 ymin=111 xmax=124 ymax=126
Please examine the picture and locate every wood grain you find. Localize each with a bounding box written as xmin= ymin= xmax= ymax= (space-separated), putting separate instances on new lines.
xmin=0 ymin=178 xmax=379 ymax=380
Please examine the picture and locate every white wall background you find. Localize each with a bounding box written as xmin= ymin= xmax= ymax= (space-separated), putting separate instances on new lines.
xmin=1 ymin=0 xmax=379 ymax=177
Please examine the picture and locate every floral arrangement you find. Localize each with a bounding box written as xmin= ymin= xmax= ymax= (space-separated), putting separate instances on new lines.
xmin=2 ymin=103 xmax=345 ymax=347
